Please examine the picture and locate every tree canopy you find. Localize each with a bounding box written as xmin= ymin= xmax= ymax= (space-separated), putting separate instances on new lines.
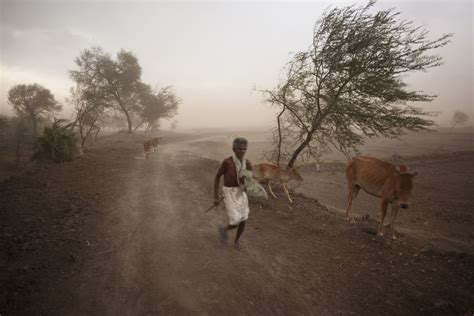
xmin=139 ymin=85 xmax=179 ymax=131
xmin=69 ymin=47 xmax=178 ymax=134
xmin=8 ymin=83 xmax=62 ymax=137
xmin=261 ymin=1 xmax=452 ymax=167
xmin=451 ymin=110 xmax=469 ymax=128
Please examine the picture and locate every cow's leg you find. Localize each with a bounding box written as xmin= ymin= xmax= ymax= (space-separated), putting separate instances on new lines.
xmin=377 ymin=200 xmax=389 ymax=236
xmin=389 ymin=204 xmax=399 ymax=239
xmin=346 ymin=185 xmax=360 ymax=225
xmin=282 ymin=183 xmax=293 ymax=203
xmin=267 ymin=180 xmax=277 ymax=198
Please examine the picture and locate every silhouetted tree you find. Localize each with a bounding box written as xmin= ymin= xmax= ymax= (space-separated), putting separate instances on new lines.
xmin=70 ymin=47 xmax=142 ymax=133
xmin=451 ymin=110 xmax=469 ymax=128
xmin=8 ymin=83 xmax=62 ymax=137
xmin=139 ymin=85 xmax=179 ymax=132
xmin=261 ymin=1 xmax=452 ymax=167
xmin=68 ymin=87 xmax=106 ymax=152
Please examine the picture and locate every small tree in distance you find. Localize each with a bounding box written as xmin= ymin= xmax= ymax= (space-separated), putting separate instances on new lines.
xmin=451 ymin=110 xmax=469 ymax=128
xmin=139 ymin=85 xmax=179 ymax=133
xmin=8 ymin=83 xmax=62 ymax=137
xmin=260 ymin=1 xmax=452 ymax=167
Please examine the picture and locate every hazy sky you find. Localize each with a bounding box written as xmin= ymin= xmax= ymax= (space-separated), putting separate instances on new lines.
xmin=1 ymin=0 xmax=472 ymax=129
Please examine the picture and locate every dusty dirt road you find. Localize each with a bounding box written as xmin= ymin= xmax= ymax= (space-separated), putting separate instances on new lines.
xmin=2 ymin=132 xmax=473 ymax=315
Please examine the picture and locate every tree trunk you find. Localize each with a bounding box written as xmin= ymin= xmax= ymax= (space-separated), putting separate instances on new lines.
xmin=132 ymin=119 xmax=146 ymax=132
xmin=31 ymin=115 xmax=37 ymax=138
xmin=119 ymin=101 xmax=133 ymax=134
xmin=15 ymin=121 xmax=24 ymax=169
xmin=94 ymin=127 xmax=101 ymax=141
xmin=287 ymin=129 xmax=314 ymax=168
xmin=276 ymin=108 xmax=286 ymax=165
xmin=112 ymin=90 xmax=133 ymax=134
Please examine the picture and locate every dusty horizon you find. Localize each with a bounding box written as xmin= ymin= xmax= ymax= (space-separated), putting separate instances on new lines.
xmin=1 ymin=0 xmax=472 ymax=129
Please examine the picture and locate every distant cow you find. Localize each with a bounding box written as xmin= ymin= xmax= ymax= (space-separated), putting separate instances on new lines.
xmin=345 ymin=155 xmax=417 ymax=239
xmin=254 ymin=163 xmax=303 ymax=203
xmin=151 ymin=137 xmax=161 ymax=153
xmin=143 ymin=139 xmax=153 ymax=158
xmin=143 ymin=137 xmax=162 ymax=158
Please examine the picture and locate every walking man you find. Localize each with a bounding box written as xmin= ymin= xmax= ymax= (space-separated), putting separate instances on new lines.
xmin=214 ymin=137 xmax=253 ymax=249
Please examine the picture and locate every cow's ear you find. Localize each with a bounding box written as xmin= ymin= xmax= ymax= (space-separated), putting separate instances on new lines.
xmin=396 ymin=165 xmax=408 ymax=174
xmin=395 ymin=166 xmax=403 ymax=174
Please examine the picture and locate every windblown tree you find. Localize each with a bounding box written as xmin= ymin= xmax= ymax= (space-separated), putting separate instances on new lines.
xmin=261 ymin=1 xmax=452 ymax=167
xmin=70 ymin=47 xmax=179 ymax=133
xmin=138 ymin=85 xmax=179 ymax=132
xmin=68 ymin=87 xmax=106 ymax=151
xmin=8 ymin=83 xmax=62 ymax=137
xmin=70 ymin=47 xmax=143 ymax=133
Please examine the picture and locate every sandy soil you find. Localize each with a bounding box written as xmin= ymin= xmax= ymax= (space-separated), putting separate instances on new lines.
xmin=1 ymin=129 xmax=473 ymax=315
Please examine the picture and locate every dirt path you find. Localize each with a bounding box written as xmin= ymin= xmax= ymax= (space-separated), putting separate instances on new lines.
xmin=2 ymin=133 xmax=473 ymax=314
xmin=50 ymin=140 xmax=335 ymax=314
xmin=56 ymin=137 xmax=474 ymax=314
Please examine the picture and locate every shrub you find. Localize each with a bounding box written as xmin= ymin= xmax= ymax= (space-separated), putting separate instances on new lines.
xmin=33 ymin=119 xmax=79 ymax=163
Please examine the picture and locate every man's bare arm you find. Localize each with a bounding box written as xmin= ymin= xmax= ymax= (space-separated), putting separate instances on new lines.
xmin=246 ymin=160 xmax=253 ymax=171
xmin=214 ymin=161 xmax=226 ymax=204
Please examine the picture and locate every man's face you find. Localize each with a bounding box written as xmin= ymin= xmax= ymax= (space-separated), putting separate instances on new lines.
xmin=233 ymin=144 xmax=247 ymax=160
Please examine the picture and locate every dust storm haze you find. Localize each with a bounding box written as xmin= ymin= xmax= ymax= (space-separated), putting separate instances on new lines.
xmin=0 ymin=0 xmax=472 ymax=130
xmin=2 ymin=2 xmax=474 ymax=314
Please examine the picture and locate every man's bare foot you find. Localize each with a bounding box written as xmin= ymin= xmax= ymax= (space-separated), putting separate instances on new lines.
xmin=234 ymin=242 xmax=245 ymax=250
xmin=218 ymin=225 xmax=228 ymax=243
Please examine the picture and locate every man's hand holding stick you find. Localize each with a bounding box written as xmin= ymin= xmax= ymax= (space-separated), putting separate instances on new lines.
xmin=204 ymin=196 xmax=224 ymax=213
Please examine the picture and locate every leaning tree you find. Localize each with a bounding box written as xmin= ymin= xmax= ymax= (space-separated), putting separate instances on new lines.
xmin=69 ymin=47 xmax=142 ymax=133
xmin=261 ymin=1 xmax=452 ymax=167
xmin=70 ymin=47 xmax=179 ymax=134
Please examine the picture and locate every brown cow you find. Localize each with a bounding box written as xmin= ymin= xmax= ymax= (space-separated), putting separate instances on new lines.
xmin=345 ymin=155 xmax=417 ymax=239
xmin=143 ymin=137 xmax=162 ymax=158
xmin=254 ymin=163 xmax=303 ymax=203
xmin=151 ymin=137 xmax=161 ymax=154
xmin=143 ymin=139 xmax=153 ymax=158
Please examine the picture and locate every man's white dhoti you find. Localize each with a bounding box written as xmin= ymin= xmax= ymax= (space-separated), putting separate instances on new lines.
xmin=222 ymin=186 xmax=249 ymax=225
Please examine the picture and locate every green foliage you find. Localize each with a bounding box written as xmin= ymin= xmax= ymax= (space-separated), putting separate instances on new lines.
xmin=33 ymin=119 xmax=79 ymax=163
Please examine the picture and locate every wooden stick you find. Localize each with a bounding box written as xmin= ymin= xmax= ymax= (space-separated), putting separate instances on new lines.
xmin=204 ymin=197 xmax=224 ymax=213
